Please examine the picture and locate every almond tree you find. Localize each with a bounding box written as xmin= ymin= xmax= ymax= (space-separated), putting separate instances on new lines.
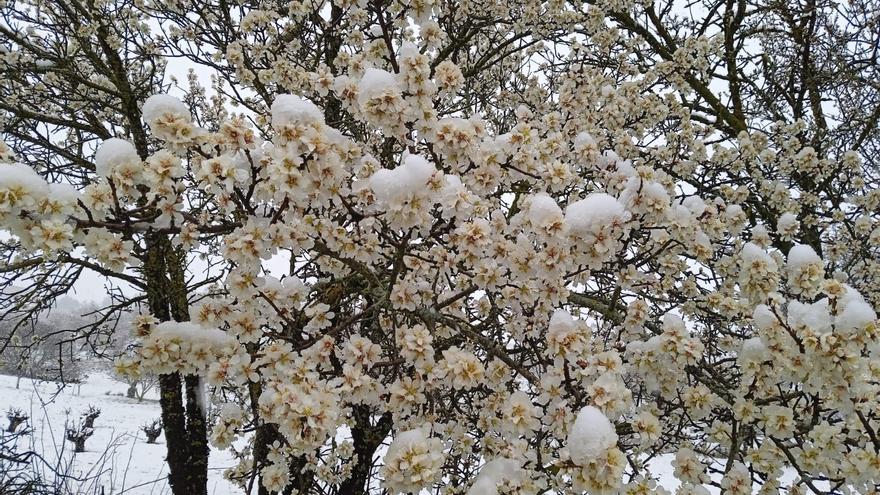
xmin=1 ymin=1 xmax=214 ymax=492
xmin=1 ymin=0 xmax=879 ymax=494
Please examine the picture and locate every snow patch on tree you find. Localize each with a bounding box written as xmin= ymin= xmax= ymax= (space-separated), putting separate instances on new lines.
xmin=567 ymin=405 xmax=618 ymax=465
xmin=142 ymin=94 xmax=191 ymax=125
xmin=94 ymin=138 xmax=140 ymax=179
xmin=564 ymin=193 xmax=628 ymax=236
xmin=466 ymin=458 xmax=526 ymax=495
xmin=270 ymin=94 xmax=324 ymax=128
xmin=369 ymin=154 xmax=435 ymax=204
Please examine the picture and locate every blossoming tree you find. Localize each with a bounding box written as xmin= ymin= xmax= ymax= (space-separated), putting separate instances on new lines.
xmin=1 ymin=0 xmax=879 ymax=494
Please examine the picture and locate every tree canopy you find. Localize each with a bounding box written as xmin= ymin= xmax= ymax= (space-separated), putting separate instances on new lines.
xmin=1 ymin=0 xmax=879 ymax=494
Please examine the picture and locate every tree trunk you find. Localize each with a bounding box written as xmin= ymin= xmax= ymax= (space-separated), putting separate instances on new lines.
xmin=145 ymin=232 xmax=209 ymax=495
xmin=7 ymin=417 xmax=25 ymax=433
xmin=336 ymin=408 xmax=393 ymax=495
xmin=246 ymin=363 xmax=272 ymax=495
xmin=159 ymin=373 xmax=190 ymax=492
xmin=184 ymin=375 xmax=209 ymax=495
xmin=283 ymin=455 xmax=316 ymax=495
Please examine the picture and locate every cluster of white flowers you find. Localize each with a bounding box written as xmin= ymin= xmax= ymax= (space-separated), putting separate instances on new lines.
xmin=545 ymin=309 xmax=590 ymax=361
xmin=437 ymin=346 xmax=485 ymax=389
xmin=82 ymin=229 xmax=139 ymax=272
xmin=525 ymin=193 xmax=566 ymax=238
xmin=467 ymin=458 xmax=530 ymax=495
xmin=567 ymin=406 xmax=626 ymax=494
xmin=0 ymin=158 xmax=77 ymax=254
xmin=395 ymin=324 xmax=434 ymax=370
xmin=738 ymin=242 xmax=781 ymax=303
xmin=368 ymin=154 xmax=437 ymax=229
xmin=0 ymin=95 xmax=188 ymax=267
xmin=142 ymin=94 xmax=196 ymax=145
xmin=786 ymin=244 xmax=824 ymax=297
xmin=626 ymin=314 xmax=705 ymax=397
xmin=136 ymin=321 xmax=237 ymax=375
xmin=751 ymin=282 xmax=877 ymax=407
xmin=94 ymin=138 xmax=141 ymax=185
xmin=211 ymin=403 xmax=246 ymax=449
xmin=256 ymin=376 xmax=341 ymax=455
xmin=381 ymin=427 xmax=445 ymax=494
xmin=359 ymin=69 xmax=410 ymax=133
xmin=500 ymin=391 xmax=541 ymax=435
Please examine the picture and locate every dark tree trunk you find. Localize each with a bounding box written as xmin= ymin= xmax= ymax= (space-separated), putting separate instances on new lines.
xmin=73 ymin=438 xmax=86 ymax=453
xmin=283 ymin=455 xmax=316 ymax=495
xmin=66 ymin=427 xmax=92 ymax=453
xmin=159 ymin=373 xmax=190 ymax=492
xmin=336 ymin=407 xmax=393 ymax=495
xmin=146 ymin=232 xmax=209 ymax=495
xmin=184 ymin=375 xmax=209 ymax=495
xmin=6 ymin=417 xmax=26 ymax=433
xmin=246 ymin=364 xmax=272 ymax=495
xmin=83 ymin=413 xmax=99 ymax=429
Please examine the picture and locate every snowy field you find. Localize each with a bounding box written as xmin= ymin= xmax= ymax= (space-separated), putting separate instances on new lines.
xmin=0 ymin=372 xmax=240 ymax=495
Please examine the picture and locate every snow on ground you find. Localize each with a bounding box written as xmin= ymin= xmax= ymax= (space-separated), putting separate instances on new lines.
xmin=0 ymin=372 xmax=240 ymax=495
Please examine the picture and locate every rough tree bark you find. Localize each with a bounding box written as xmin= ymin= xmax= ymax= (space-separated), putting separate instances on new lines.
xmin=337 ymin=408 xmax=393 ymax=495
xmin=145 ymin=232 xmax=208 ymax=495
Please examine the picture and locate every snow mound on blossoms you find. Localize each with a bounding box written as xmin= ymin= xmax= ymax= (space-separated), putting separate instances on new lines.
xmin=382 ymin=426 xmax=444 ymax=493
xmin=564 ymin=193 xmax=627 ymax=235
xmin=567 ymin=405 xmax=618 ymax=465
xmin=574 ymin=131 xmax=595 ymax=148
xmin=662 ymin=313 xmax=687 ymax=332
xmin=739 ymin=337 xmax=768 ymax=362
xmin=740 ymin=242 xmax=775 ymax=266
xmin=765 ymin=284 xmax=875 ymax=336
xmin=788 ymin=299 xmax=832 ymax=333
xmin=836 ymin=289 xmax=876 ymax=334
xmin=270 ymin=94 xmax=323 ymax=128
xmin=94 ymin=138 xmax=139 ymax=178
xmin=549 ymin=309 xmax=576 ymax=332
xmin=527 ymin=193 xmax=563 ymax=227
xmin=752 ymin=304 xmax=777 ymax=330
xmin=369 ymin=154 xmax=435 ymax=203
xmin=152 ymin=321 xmax=234 ymax=346
xmin=142 ymin=94 xmax=191 ymax=124
xmin=466 ymin=458 xmax=525 ymax=495
xmin=386 ymin=427 xmax=429 ymax=459
xmin=48 ymin=183 xmax=79 ymax=203
xmin=358 ymin=68 xmax=402 ymax=100
xmin=777 ymin=212 xmax=798 ymax=232
xmin=680 ymin=196 xmax=707 ymax=217
xmin=786 ymin=244 xmax=821 ymax=271
xmin=0 ymin=162 xmax=49 ymax=196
